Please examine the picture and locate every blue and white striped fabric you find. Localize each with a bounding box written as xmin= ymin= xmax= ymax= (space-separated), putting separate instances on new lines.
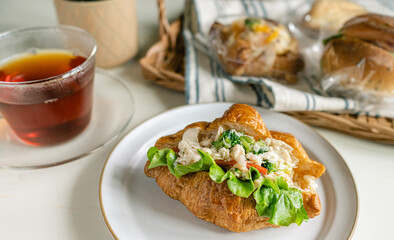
xmin=183 ymin=0 xmax=394 ymax=118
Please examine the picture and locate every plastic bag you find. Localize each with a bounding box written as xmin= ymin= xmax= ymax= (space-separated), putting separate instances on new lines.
xmin=286 ymin=0 xmax=394 ymax=106
xmin=202 ymin=0 xmax=393 ymax=112
xmin=208 ymin=16 xmax=304 ymax=84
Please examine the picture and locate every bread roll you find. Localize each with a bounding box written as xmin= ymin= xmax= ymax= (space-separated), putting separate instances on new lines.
xmin=303 ymin=0 xmax=366 ymax=32
xmin=321 ymin=14 xmax=394 ymax=96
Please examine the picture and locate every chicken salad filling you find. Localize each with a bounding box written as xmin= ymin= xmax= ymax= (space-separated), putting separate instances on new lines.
xmin=175 ymin=127 xmax=299 ymax=188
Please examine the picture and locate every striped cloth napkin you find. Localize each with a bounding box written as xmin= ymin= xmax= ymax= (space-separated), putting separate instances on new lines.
xmin=183 ymin=0 xmax=394 ymax=118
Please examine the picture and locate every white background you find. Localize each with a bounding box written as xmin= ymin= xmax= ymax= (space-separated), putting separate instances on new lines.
xmin=0 ymin=0 xmax=393 ymax=239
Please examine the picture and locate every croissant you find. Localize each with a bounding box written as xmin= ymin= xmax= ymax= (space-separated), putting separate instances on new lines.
xmin=145 ymin=104 xmax=325 ymax=232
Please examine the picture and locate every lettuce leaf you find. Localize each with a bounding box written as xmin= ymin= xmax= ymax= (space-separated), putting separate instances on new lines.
xmin=210 ymin=164 xmax=261 ymax=198
xmin=147 ymin=147 xmax=171 ymax=169
xmin=173 ymin=149 xmax=214 ymax=178
xmin=166 ymin=150 xmax=177 ymax=175
xmin=147 ymin=147 xmax=215 ymax=178
xmin=253 ymin=177 xmax=309 ymax=226
xmin=147 ymin=147 xmax=309 ymax=227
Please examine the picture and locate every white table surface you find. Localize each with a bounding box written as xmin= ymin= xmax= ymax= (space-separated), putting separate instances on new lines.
xmin=0 ymin=0 xmax=393 ymax=239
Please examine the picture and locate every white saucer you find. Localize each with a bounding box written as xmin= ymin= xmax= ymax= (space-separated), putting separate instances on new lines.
xmin=0 ymin=68 xmax=134 ymax=169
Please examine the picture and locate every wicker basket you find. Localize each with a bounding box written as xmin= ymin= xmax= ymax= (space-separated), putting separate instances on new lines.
xmin=139 ymin=0 xmax=394 ymax=144
xmin=140 ymin=0 xmax=184 ymax=92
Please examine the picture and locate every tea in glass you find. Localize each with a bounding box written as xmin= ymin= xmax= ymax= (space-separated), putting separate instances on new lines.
xmin=0 ymin=26 xmax=96 ymax=146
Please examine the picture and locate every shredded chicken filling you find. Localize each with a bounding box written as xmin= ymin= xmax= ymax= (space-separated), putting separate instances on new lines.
xmin=175 ymin=127 xmax=299 ymax=187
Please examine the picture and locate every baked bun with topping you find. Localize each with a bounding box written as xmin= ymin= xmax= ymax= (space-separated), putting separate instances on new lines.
xmin=145 ymin=104 xmax=325 ymax=232
xmin=303 ymin=0 xmax=366 ymax=32
xmin=321 ymin=13 xmax=394 ymax=97
xmin=209 ymin=18 xmax=304 ymax=83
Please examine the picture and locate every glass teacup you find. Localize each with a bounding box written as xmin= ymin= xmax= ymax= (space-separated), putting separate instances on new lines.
xmin=0 ymin=26 xmax=97 ymax=146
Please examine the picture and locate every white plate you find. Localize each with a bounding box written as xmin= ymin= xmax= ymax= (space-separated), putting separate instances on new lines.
xmin=0 ymin=69 xmax=134 ymax=169
xmin=100 ymin=103 xmax=358 ymax=239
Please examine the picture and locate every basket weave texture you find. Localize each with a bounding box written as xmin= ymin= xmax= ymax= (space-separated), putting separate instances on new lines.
xmin=139 ymin=0 xmax=394 ymax=144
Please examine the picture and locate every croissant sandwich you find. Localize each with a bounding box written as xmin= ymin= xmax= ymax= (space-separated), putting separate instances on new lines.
xmin=144 ymin=104 xmax=325 ymax=232
xmin=209 ymin=18 xmax=304 ymax=83
xmin=321 ymin=13 xmax=394 ymax=97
